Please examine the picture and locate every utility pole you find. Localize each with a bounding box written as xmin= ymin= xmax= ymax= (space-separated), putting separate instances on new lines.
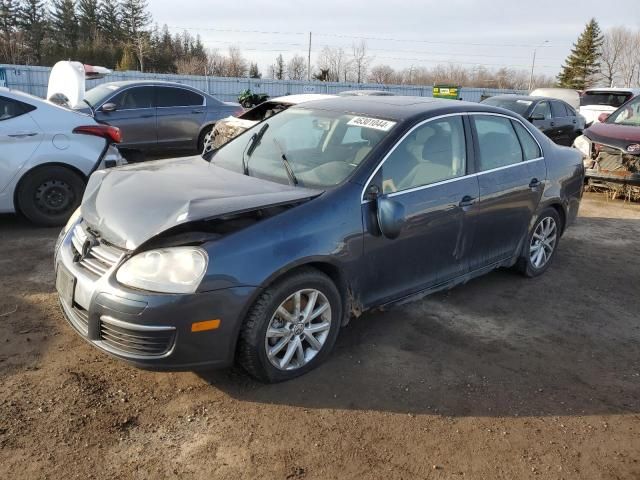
xmin=528 ymin=40 xmax=549 ymax=91
xmin=307 ymin=32 xmax=312 ymax=82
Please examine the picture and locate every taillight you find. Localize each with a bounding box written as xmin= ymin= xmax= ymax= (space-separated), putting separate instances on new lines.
xmin=72 ymin=125 xmax=121 ymax=143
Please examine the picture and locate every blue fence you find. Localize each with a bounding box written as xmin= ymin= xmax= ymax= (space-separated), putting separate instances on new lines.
xmin=1 ymin=64 xmax=525 ymax=103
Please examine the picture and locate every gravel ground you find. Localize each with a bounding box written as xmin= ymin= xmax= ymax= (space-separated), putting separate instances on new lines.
xmin=0 ymin=192 xmax=639 ymax=479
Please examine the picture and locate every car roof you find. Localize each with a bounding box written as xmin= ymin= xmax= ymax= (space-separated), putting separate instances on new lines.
xmin=339 ymin=90 xmax=395 ymax=96
xmin=584 ymin=87 xmax=640 ymax=94
xmin=269 ymin=94 xmax=337 ymax=104
xmin=293 ymin=95 xmax=508 ymax=121
xmin=487 ymin=94 xmax=564 ymax=103
xmin=96 ymin=80 xmax=205 ymax=91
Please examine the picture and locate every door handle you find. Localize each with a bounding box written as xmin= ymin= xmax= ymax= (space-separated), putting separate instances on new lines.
xmin=550 ymin=122 xmax=555 ymax=127
xmin=459 ymin=195 xmax=476 ymax=208
xmin=7 ymin=132 xmax=38 ymax=138
xmin=529 ymin=178 xmax=542 ymax=189
xmin=191 ymin=109 xmax=204 ymax=114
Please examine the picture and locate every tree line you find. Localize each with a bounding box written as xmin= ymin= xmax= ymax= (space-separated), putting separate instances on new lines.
xmin=1 ymin=4 xmax=639 ymax=90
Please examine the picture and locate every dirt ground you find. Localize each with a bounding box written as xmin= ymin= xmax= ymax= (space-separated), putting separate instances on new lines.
xmin=0 ymin=192 xmax=639 ymax=480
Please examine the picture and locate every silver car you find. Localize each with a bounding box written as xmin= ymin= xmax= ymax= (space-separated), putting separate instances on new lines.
xmin=77 ymin=81 xmax=241 ymax=157
xmin=0 ymin=87 xmax=124 ymax=226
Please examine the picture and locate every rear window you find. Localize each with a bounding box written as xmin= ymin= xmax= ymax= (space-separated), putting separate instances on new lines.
xmin=581 ymin=92 xmax=632 ymax=108
xmin=482 ymin=97 xmax=532 ymax=116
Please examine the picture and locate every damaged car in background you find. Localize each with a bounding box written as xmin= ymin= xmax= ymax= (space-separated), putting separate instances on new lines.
xmin=202 ymin=94 xmax=335 ymax=153
xmin=574 ymin=93 xmax=640 ymax=200
xmin=55 ymin=96 xmax=584 ymax=383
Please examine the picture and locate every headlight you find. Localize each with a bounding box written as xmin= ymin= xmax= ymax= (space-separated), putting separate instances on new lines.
xmin=573 ymin=135 xmax=591 ymax=158
xmin=116 ymin=247 xmax=208 ymax=294
xmin=56 ymin=207 xmax=81 ymax=253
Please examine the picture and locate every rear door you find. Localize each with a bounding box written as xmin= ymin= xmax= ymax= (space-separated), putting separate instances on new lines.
xmin=94 ymin=86 xmax=156 ymax=150
xmin=155 ymin=86 xmax=206 ymax=150
xmin=467 ymin=114 xmax=546 ymax=271
xmin=550 ymin=101 xmax=572 ymax=146
xmin=360 ymin=115 xmax=479 ymax=306
xmin=0 ymin=96 xmax=42 ymax=192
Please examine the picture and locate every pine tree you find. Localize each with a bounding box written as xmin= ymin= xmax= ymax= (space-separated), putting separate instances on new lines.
xmin=249 ymin=62 xmax=261 ymax=79
xmin=117 ymin=45 xmax=136 ymax=70
xmin=19 ymin=0 xmax=49 ymax=64
xmin=50 ymin=0 xmax=78 ymax=50
xmin=557 ymin=18 xmax=603 ymax=89
xmin=98 ymin=0 xmax=121 ymax=44
xmin=0 ymin=0 xmax=17 ymax=38
xmin=77 ymin=0 xmax=98 ymax=43
xmin=273 ymin=54 xmax=285 ymax=80
xmin=120 ymin=0 xmax=150 ymax=37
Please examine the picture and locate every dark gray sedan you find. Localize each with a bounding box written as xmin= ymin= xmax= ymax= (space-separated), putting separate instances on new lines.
xmin=55 ymin=96 xmax=584 ymax=382
xmin=482 ymin=95 xmax=585 ymax=146
xmin=78 ymin=80 xmax=241 ymax=157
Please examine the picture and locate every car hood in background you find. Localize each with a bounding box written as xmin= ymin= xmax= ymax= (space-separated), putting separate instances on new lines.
xmin=584 ymin=122 xmax=640 ymax=151
xmin=81 ymin=156 xmax=321 ymax=249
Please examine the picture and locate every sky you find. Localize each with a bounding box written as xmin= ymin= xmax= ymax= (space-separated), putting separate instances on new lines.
xmin=148 ymin=0 xmax=640 ymax=78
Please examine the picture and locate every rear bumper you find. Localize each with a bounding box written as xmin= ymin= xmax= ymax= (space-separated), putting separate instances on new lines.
xmin=55 ymin=223 xmax=256 ymax=370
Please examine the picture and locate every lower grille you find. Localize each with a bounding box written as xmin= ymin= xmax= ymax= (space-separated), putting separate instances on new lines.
xmin=99 ymin=317 xmax=175 ymax=358
xmin=61 ymin=300 xmax=90 ymax=336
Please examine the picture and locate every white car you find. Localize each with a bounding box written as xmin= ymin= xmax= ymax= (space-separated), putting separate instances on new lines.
xmin=0 ymin=87 xmax=125 ymax=226
xmin=579 ymin=88 xmax=640 ymax=126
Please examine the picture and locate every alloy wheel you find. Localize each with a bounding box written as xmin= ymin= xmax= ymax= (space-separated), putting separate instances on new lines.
xmin=530 ymin=216 xmax=557 ymax=269
xmin=264 ymin=289 xmax=332 ymax=371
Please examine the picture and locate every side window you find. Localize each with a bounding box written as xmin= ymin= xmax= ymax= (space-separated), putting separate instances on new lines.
xmin=531 ymin=101 xmax=551 ymax=120
xmin=512 ymin=120 xmax=542 ymax=160
xmin=565 ymin=104 xmax=577 ymax=117
xmin=380 ymin=116 xmax=466 ymax=194
xmin=550 ymin=101 xmax=566 ymax=118
xmin=156 ymin=87 xmax=204 ymax=107
xmin=0 ymin=96 xmax=35 ymax=121
xmin=111 ymin=87 xmax=154 ymax=109
xmin=473 ymin=115 xmax=523 ymax=171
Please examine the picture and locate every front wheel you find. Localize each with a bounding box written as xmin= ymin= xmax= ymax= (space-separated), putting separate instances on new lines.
xmin=198 ymin=126 xmax=214 ymax=155
xmin=517 ymin=208 xmax=562 ymax=277
xmin=16 ymin=166 xmax=85 ymax=227
xmin=237 ymin=268 xmax=342 ymax=383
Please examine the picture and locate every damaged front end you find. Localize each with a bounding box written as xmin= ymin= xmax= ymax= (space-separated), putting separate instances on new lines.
xmin=584 ymin=142 xmax=640 ymax=200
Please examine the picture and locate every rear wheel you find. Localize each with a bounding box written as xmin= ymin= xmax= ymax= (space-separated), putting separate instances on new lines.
xmin=237 ymin=268 xmax=342 ymax=383
xmin=517 ymin=208 xmax=562 ymax=277
xmin=16 ymin=166 xmax=85 ymax=227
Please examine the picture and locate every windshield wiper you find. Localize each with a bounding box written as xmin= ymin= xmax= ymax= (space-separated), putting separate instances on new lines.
xmin=272 ymin=138 xmax=298 ymax=186
xmin=242 ymin=123 xmax=269 ymax=175
xmin=82 ymin=99 xmax=95 ymax=116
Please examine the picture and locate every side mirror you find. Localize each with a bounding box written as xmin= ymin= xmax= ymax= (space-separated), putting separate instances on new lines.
xmin=598 ymin=112 xmax=610 ymax=123
xmin=529 ymin=113 xmax=545 ymax=121
xmin=101 ymin=103 xmax=117 ymax=113
xmin=376 ymin=195 xmax=405 ymax=240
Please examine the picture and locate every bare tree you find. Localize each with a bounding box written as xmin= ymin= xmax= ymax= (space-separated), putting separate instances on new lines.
xmin=618 ymin=31 xmax=640 ymax=87
xmin=351 ymin=40 xmax=371 ymax=83
xmin=317 ymin=46 xmax=348 ymax=82
xmin=287 ymin=54 xmax=307 ymax=80
xmin=206 ymin=49 xmax=228 ymax=77
xmin=176 ymin=56 xmax=206 ymax=75
xmin=226 ymin=46 xmax=248 ymax=77
xmin=369 ymin=64 xmax=396 ymax=84
xmin=600 ymin=27 xmax=629 ymax=87
xmin=269 ymin=54 xmax=285 ymax=80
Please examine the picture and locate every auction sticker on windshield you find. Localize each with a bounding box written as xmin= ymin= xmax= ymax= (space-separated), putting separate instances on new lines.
xmin=347 ymin=116 xmax=396 ymax=131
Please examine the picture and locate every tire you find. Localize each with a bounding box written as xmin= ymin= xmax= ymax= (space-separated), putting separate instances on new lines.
xmin=16 ymin=166 xmax=85 ymax=227
xmin=517 ymin=207 xmax=562 ymax=278
xmin=237 ymin=268 xmax=342 ymax=383
xmin=198 ymin=126 xmax=214 ymax=155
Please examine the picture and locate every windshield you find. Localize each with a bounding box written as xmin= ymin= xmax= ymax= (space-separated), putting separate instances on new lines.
xmin=84 ymin=84 xmax=121 ymax=106
xmin=211 ymin=108 xmax=395 ymax=188
xmin=607 ymin=96 xmax=640 ymax=126
xmin=482 ymin=97 xmax=532 ymax=115
xmin=581 ymin=92 xmax=632 ymax=108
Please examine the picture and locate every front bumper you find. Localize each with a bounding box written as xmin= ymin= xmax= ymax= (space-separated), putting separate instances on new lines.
xmin=54 ymin=223 xmax=256 ymax=370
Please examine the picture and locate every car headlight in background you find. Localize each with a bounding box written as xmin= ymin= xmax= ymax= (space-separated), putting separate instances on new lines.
xmin=573 ymin=135 xmax=591 ymax=158
xmin=116 ymin=247 xmax=208 ymax=294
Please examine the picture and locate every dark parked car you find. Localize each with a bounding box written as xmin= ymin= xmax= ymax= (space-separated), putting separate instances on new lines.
xmin=573 ymin=93 xmax=640 ymax=196
xmin=55 ymin=96 xmax=584 ymax=382
xmin=482 ymin=95 xmax=585 ymax=146
xmin=77 ymin=80 xmax=241 ymax=157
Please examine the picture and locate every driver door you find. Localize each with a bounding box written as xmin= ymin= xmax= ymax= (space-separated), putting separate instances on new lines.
xmin=359 ymin=115 xmax=479 ymax=307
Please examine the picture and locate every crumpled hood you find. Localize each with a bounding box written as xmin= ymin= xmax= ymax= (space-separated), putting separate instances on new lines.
xmin=81 ymin=156 xmax=321 ymax=249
